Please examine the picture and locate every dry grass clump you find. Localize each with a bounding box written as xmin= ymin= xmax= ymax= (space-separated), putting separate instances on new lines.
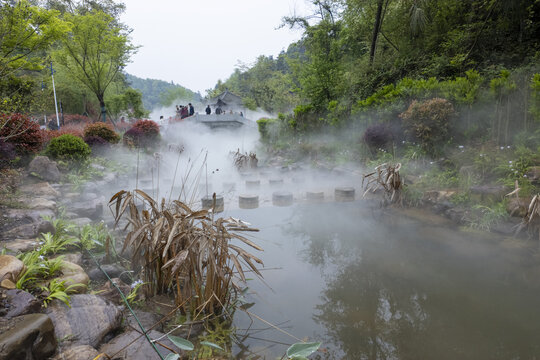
xmin=231 ymin=149 xmax=258 ymax=170
xmin=109 ymin=190 xmax=263 ymax=316
xmin=362 ymin=163 xmax=403 ymax=205
xmin=515 ymin=194 xmax=540 ymax=242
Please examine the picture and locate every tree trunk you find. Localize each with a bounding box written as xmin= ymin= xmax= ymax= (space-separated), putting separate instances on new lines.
xmin=99 ymin=97 xmax=106 ymax=123
xmin=369 ymin=0 xmax=384 ymax=65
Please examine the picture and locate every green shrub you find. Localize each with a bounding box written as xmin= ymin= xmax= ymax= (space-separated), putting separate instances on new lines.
xmin=257 ymin=117 xmax=278 ymax=140
xmin=45 ymin=134 xmax=91 ymax=162
xmin=400 ymin=98 xmax=455 ymax=157
xmin=83 ymin=122 xmax=120 ymax=144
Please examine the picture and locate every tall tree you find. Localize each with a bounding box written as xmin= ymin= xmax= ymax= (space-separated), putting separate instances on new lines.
xmin=54 ymin=10 xmax=137 ymax=122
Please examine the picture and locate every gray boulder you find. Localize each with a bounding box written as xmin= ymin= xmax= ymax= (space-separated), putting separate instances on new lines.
xmin=99 ymin=330 xmax=178 ymax=360
xmin=88 ymin=264 xmax=127 ymax=281
xmin=69 ymin=199 xmax=103 ymax=220
xmin=0 ymin=313 xmax=57 ymax=360
xmin=0 ymin=255 xmax=25 ymax=289
xmin=51 ymin=345 xmax=100 ymax=360
xmin=28 ymin=156 xmax=61 ymax=182
xmin=0 ymin=289 xmax=41 ymax=319
xmin=18 ymin=182 xmax=60 ymax=200
xmin=45 ymin=294 xmax=122 ymax=348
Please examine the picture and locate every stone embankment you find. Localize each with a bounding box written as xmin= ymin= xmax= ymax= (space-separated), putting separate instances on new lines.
xmin=0 ymin=156 xmax=179 ymax=360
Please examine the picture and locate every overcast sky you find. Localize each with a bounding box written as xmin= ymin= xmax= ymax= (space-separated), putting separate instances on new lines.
xmin=120 ymin=0 xmax=311 ymax=95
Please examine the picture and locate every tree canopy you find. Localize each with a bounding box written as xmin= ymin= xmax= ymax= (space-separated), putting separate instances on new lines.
xmin=54 ymin=10 xmax=137 ymax=122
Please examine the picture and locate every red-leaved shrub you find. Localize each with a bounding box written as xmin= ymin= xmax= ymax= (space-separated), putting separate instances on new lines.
xmin=133 ymin=119 xmax=160 ymax=137
xmin=84 ymin=122 xmax=120 ymax=144
xmin=0 ymin=113 xmax=43 ymax=155
xmin=123 ymin=127 xmax=144 ymax=148
xmin=41 ymin=123 xmax=85 ymax=144
xmin=48 ymin=114 xmax=93 ymax=126
xmin=125 ymin=119 xmax=160 ymax=148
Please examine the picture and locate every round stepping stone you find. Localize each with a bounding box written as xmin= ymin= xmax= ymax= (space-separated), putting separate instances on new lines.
xmin=272 ymin=191 xmax=293 ymax=207
xmin=245 ymin=179 xmax=260 ymax=189
xmin=269 ymin=178 xmax=284 ymax=187
xmin=306 ymin=191 xmax=325 ymax=202
xmin=335 ymin=187 xmax=355 ymax=202
xmin=239 ymin=194 xmax=259 ymax=209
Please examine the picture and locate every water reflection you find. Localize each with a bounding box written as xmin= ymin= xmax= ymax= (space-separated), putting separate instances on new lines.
xmin=287 ymin=203 xmax=540 ymax=359
xmin=227 ymin=202 xmax=540 ymax=359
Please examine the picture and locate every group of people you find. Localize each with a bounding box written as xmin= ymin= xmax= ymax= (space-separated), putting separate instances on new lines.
xmin=205 ymin=105 xmax=243 ymax=117
xmin=175 ymin=103 xmax=194 ymax=119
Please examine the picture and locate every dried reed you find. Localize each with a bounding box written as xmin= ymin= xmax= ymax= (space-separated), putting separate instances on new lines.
xmin=109 ymin=189 xmax=263 ymax=316
xmin=231 ymin=149 xmax=258 ymax=170
xmin=515 ymin=194 xmax=540 ymax=242
xmin=362 ymin=163 xmax=403 ymax=205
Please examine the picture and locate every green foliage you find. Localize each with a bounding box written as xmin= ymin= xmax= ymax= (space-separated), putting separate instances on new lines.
xmin=0 ymin=1 xmax=68 ymax=78
xmin=467 ymin=201 xmax=509 ymax=231
xmin=530 ymin=73 xmax=540 ymax=122
xmin=107 ymin=88 xmax=149 ymax=121
xmin=54 ymin=10 xmax=138 ymax=120
xmin=78 ymin=222 xmax=115 ymax=253
xmin=40 ymin=278 xmax=77 ymax=308
xmin=400 ymin=98 xmax=455 ymax=157
xmin=168 ymin=335 xmax=194 ymax=351
xmin=83 ymin=122 xmax=120 ymax=144
xmin=159 ymin=87 xmax=196 ymax=107
xmin=39 ymin=232 xmax=77 ymax=255
xmin=45 ymin=134 xmax=91 ymax=162
xmin=286 ymin=342 xmax=321 ymax=359
xmin=256 ymin=117 xmax=278 ymax=141
xmin=125 ymin=73 xmax=197 ymax=111
xmin=125 ymin=281 xmax=145 ymax=306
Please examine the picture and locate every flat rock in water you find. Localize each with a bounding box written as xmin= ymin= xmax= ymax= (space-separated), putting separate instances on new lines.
xmin=0 ymin=289 xmax=41 ymax=319
xmin=0 ymin=313 xmax=57 ymax=359
xmin=28 ymin=156 xmax=61 ymax=182
xmin=99 ymin=330 xmax=178 ymax=360
xmin=51 ymin=345 xmax=100 ymax=360
xmin=46 ymin=294 xmax=122 ymax=348
xmin=18 ymin=182 xmax=60 ymax=200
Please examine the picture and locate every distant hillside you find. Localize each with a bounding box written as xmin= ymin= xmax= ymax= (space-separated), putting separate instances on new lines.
xmin=125 ymin=73 xmax=201 ymax=110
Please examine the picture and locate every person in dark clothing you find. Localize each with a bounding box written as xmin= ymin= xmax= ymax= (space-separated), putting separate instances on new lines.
xmin=180 ymin=105 xmax=188 ymax=119
xmin=188 ymin=103 xmax=194 ymax=116
xmin=205 ymin=105 xmax=211 ymax=114
xmin=215 ymin=106 xmax=222 ymax=115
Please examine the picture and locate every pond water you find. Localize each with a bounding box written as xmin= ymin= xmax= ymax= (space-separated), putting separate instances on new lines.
xmin=222 ymin=201 xmax=540 ymax=359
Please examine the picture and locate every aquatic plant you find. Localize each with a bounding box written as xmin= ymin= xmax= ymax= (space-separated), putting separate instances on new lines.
xmin=515 ymin=195 xmax=540 ymax=242
xmin=363 ymin=163 xmax=404 ymax=205
xmin=109 ymin=189 xmax=263 ymax=316
xmin=231 ymin=149 xmax=258 ymax=170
